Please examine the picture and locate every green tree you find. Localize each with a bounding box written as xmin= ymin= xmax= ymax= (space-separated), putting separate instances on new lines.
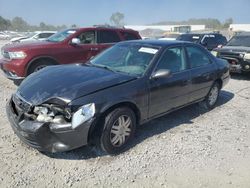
xmin=0 ymin=16 xmax=11 ymax=30
xmin=110 ymin=12 xmax=124 ymax=26
xmin=39 ymin=22 xmax=47 ymax=30
xmin=223 ymin=18 xmax=233 ymax=28
xmin=11 ymin=17 xmax=29 ymax=31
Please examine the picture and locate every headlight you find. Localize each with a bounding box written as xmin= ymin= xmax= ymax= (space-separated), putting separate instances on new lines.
xmin=71 ymin=103 xmax=95 ymax=129
xmin=244 ymin=53 xmax=250 ymax=61
xmin=211 ymin=51 xmax=218 ymax=57
xmin=8 ymin=51 xmax=27 ymax=59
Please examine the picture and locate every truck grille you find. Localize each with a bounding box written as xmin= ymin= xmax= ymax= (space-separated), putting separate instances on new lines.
xmin=219 ymin=52 xmax=241 ymax=58
xmin=219 ymin=52 xmax=243 ymax=65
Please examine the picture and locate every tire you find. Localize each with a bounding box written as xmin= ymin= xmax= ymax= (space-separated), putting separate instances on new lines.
xmin=13 ymin=80 xmax=22 ymax=86
xmin=27 ymin=59 xmax=56 ymax=75
xmin=100 ymin=107 xmax=136 ymax=155
xmin=201 ymin=82 xmax=220 ymax=110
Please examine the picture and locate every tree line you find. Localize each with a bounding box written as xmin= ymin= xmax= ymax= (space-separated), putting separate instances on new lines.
xmin=0 ymin=13 xmax=233 ymax=32
xmin=0 ymin=16 xmax=71 ymax=31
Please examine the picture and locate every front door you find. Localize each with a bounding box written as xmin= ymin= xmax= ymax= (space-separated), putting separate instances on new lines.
xmin=149 ymin=46 xmax=191 ymax=118
xmin=68 ymin=30 xmax=101 ymax=63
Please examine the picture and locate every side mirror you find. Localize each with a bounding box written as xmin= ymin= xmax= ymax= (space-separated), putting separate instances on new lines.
xmin=151 ymin=69 xmax=171 ymax=80
xmin=71 ymin=38 xmax=81 ymax=45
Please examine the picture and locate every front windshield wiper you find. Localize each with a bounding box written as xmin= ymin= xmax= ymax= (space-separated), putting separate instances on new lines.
xmin=86 ymin=62 xmax=115 ymax=72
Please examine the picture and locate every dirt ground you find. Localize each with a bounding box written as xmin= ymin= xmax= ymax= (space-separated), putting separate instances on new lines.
xmin=0 ymin=40 xmax=250 ymax=188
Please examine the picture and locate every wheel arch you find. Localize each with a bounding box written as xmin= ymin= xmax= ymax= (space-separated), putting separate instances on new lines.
xmin=25 ymin=56 xmax=59 ymax=75
xmin=87 ymin=101 xmax=141 ymax=144
xmin=214 ymin=78 xmax=223 ymax=89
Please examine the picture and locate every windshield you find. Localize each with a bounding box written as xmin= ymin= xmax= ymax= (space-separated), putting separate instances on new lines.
xmin=47 ymin=29 xmax=77 ymax=42
xmin=90 ymin=43 xmax=160 ymax=76
xmin=177 ymin=34 xmax=201 ymax=43
xmin=26 ymin=32 xmax=36 ymax=38
xmin=227 ymin=36 xmax=250 ymax=47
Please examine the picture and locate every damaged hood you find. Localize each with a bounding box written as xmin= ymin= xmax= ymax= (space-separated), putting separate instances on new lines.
xmin=18 ymin=64 xmax=136 ymax=105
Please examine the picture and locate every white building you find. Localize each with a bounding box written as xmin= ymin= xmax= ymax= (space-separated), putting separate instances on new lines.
xmin=229 ymin=24 xmax=250 ymax=32
xmin=125 ymin=25 xmax=205 ymax=32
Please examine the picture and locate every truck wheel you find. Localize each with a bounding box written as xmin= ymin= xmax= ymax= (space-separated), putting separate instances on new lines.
xmin=201 ymin=82 xmax=220 ymax=110
xmin=100 ymin=107 xmax=136 ymax=155
xmin=13 ymin=80 xmax=22 ymax=86
xmin=28 ymin=59 xmax=56 ymax=75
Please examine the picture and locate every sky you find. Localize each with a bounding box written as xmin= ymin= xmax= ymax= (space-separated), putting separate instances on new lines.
xmin=0 ymin=0 xmax=250 ymax=26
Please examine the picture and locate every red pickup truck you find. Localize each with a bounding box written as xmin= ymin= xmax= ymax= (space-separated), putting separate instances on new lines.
xmin=0 ymin=27 xmax=141 ymax=84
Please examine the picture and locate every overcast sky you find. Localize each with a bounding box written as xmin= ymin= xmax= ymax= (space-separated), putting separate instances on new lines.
xmin=0 ymin=0 xmax=250 ymax=26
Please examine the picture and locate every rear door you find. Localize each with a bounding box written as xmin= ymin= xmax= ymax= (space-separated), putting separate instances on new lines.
xmin=185 ymin=45 xmax=217 ymax=102
xmin=97 ymin=30 xmax=121 ymax=52
xmin=149 ymin=46 xmax=191 ymax=118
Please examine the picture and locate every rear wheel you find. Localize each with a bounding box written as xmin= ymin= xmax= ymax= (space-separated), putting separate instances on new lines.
xmin=100 ymin=107 xmax=136 ymax=155
xmin=202 ymin=82 xmax=220 ymax=110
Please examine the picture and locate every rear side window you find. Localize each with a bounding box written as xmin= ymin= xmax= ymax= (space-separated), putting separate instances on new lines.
xmin=98 ymin=30 xmax=121 ymax=43
xmin=121 ymin=31 xmax=139 ymax=41
xmin=186 ymin=46 xmax=211 ymax=68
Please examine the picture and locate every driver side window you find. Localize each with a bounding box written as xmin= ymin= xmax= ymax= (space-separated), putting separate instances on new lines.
xmin=77 ymin=31 xmax=96 ymax=44
xmin=156 ymin=47 xmax=186 ymax=73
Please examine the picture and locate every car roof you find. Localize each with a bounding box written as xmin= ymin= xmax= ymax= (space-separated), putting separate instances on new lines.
xmin=119 ymin=39 xmax=192 ymax=47
xmin=75 ymin=27 xmax=137 ymax=32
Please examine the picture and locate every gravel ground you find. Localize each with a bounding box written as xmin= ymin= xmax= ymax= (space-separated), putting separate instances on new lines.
xmin=0 ymin=40 xmax=250 ymax=188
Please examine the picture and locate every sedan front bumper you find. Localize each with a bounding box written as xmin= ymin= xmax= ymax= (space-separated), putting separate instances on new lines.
xmin=6 ymin=99 xmax=93 ymax=153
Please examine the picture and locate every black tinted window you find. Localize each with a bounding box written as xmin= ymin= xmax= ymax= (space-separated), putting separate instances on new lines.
xmin=98 ymin=30 xmax=120 ymax=43
xmin=156 ymin=47 xmax=186 ymax=73
xmin=121 ymin=31 xmax=139 ymax=40
xmin=202 ymin=35 xmax=216 ymax=45
xmin=186 ymin=46 xmax=211 ymax=68
xmin=216 ymin=35 xmax=227 ymax=45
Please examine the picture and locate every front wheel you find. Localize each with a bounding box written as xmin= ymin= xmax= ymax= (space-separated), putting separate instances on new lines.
xmin=100 ymin=107 xmax=136 ymax=155
xmin=27 ymin=60 xmax=56 ymax=75
xmin=202 ymin=82 xmax=220 ymax=110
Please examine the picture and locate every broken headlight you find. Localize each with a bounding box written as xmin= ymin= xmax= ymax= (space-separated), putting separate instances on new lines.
xmin=244 ymin=53 xmax=250 ymax=61
xmin=71 ymin=103 xmax=95 ymax=129
xmin=33 ymin=104 xmax=71 ymax=124
xmin=33 ymin=103 xmax=95 ymax=129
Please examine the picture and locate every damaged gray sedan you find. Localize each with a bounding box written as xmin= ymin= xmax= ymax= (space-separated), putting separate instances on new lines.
xmin=6 ymin=40 xmax=230 ymax=154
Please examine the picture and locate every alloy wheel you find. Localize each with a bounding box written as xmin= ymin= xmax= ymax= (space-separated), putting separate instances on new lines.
xmin=110 ymin=115 xmax=132 ymax=147
xmin=208 ymin=85 xmax=219 ymax=106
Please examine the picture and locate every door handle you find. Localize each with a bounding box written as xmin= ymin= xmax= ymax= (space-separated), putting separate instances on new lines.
xmin=90 ymin=47 xmax=99 ymax=51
